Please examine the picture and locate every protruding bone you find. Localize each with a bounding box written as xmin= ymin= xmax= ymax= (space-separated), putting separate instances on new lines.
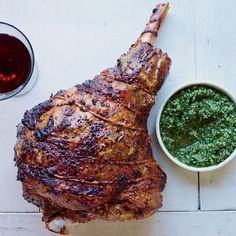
xmin=140 ymin=3 xmax=169 ymax=45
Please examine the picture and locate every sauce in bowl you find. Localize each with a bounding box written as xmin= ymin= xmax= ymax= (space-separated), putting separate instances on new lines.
xmin=160 ymin=85 xmax=236 ymax=168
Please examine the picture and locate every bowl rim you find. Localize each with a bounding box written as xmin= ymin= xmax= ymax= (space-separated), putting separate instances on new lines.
xmin=156 ymin=81 xmax=236 ymax=172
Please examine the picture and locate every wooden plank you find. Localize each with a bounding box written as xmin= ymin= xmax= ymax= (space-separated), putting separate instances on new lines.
xmin=0 ymin=212 xmax=236 ymax=236
xmin=0 ymin=213 xmax=52 ymax=236
xmin=200 ymin=159 xmax=236 ymax=210
xmin=0 ymin=101 xmax=38 ymax=212
xmin=194 ymin=0 xmax=236 ymax=94
xmin=149 ymin=0 xmax=198 ymax=211
xmin=194 ymin=0 xmax=236 ymax=210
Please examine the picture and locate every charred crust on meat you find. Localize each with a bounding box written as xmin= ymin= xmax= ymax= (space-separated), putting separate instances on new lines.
xmin=63 ymin=106 xmax=73 ymax=116
xmin=159 ymin=169 xmax=167 ymax=191
xmin=119 ymin=175 xmax=129 ymax=182
xmin=16 ymin=124 xmax=23 ymax=137
xmin=15 ymin=3 xmax=171 ymax=227
xmin=152 ymin=8 xmax=157 ymax=14
xmin=34 ymin=116 xmax=54 ymax=141
xmin=57 ymin=119 xmax=71 ymax=131
xmin=78 ymin=77 xmax=122 ymax=101
xmin=54 ymin=90 xmax=65 ymax=97
xmin=22 ymin=100 xmax=53 ymax=130
xmin=85 ymin=176 xmax=95 ymax=182
xmin=136 ymin=207 xmax=144 ymax=216
xmin=115 ymin=43 xmax=166 ymax=95
xmin=68 ymin=99 xmax=75 ymax=105
xmin=140 ymin=30 xmax=158 ymax=37
xmin=132 ymin=169 xmax=142 ymax=178
xmin=47 ymin=167 xmax=57 ymax=175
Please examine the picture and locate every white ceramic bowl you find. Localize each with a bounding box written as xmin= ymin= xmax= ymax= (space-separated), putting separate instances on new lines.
xmin=156 ymin=82 xmax=236 ymax=172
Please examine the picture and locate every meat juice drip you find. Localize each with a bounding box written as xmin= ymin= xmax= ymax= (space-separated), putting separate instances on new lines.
xmin=0 ymin=34 xmax=31 ymax=93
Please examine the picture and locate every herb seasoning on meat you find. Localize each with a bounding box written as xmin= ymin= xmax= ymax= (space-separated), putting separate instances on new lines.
xmin=160 ymin=85 xmax=236 ymax=167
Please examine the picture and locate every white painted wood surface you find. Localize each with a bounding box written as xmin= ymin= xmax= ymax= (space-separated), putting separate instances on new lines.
xmin=194 ymin=0 xmax=236 ymax=211
xmin=1 ymin=212 xmax=236 ymax=236
xmin=0 ymin=0 xmax=235 ymax=235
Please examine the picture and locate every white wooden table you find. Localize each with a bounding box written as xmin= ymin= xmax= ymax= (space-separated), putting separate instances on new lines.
xmin=0 ymin=0 xmax=236 ymax=235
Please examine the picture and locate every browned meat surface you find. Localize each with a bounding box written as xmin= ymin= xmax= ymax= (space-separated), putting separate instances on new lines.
xmin=14 ymin=3 xmax=171 ymax=234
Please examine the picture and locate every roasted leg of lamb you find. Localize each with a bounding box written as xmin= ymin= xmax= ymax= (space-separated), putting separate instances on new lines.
xmin=15 ymin=3 xmax=171 ymax=234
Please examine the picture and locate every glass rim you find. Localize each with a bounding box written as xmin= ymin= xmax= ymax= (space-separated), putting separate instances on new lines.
xmin=0 ymin=21 xmax=35 ymax=101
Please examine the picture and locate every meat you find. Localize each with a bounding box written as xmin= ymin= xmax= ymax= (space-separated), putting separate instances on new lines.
xmin=14 ymin=3 xmax=171 ymax=234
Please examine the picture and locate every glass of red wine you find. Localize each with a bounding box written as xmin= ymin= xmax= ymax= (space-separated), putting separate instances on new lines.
xmin=0 ymin=22 xmax=37 ymax=100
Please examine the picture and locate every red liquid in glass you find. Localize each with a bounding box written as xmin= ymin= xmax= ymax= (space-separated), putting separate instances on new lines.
xmin=0 ymin=34 xmax=31 ymax=93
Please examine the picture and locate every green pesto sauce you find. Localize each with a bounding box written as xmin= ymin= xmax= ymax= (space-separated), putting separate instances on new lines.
xmin=160 ymin=85 xmax=236 ymax=167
